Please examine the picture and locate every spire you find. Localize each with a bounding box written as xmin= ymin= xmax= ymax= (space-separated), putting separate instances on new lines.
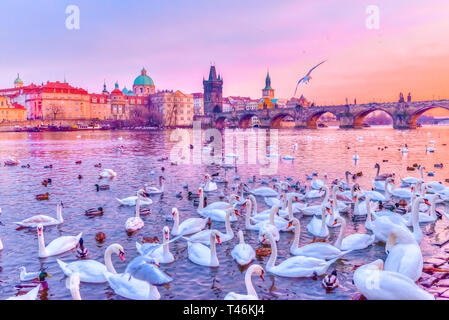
xmin=141 ymin=67 xmax=147 ymax=76
xmin=115 ymin=81 xmax=119 ymax=89
xmin=208 ymin=65 xmax=217 ymax=81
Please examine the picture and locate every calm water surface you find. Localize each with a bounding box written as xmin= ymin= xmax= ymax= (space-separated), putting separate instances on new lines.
xmin=1 ymin=127 xmax=449 ymax=300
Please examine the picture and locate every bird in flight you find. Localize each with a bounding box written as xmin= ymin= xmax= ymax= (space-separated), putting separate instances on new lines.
xmin=294 ymin=60 xmax=327 ymax=97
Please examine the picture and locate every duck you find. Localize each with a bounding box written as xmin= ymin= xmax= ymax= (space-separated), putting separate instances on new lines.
xmin=37 ymin=224 xmax=82 ymax=258
xmin=94 ymin=163 xmax=102 ymax=168
xmin=125 ymin=196 xmax=145 ymax=232
xmin=224 ymin=264 xmax=264 ymax=300
xmin=85 ymin=207 xmax=104 ymax=216
xmin=171 ymin=207 xmax=210 ymax=236
xmin=76 ymin=238 xmax=88 ymax=258
xmin=231 ymin=230 xmax=256 ymax=266
xmin=95 ymin=232 xmax=106 ymax=243
xmin=136 ymin=226 xmax=174 ymax=264
xmin=333 ymin=216 xmax=375 ymax=251
xmin=19 ymin=266 xmax=41 ymax=281
xmin=14 ymin=202 xmax=64 ymax=227
xmin=307 ymin=206 xmax=330 ymax=238
xmin=143 ymin=176 xmax=165 ymax=194
xmin=95 ymin=184 xmax=110 ymax=191
xmin=261 ymin=231 xmax=338 ymax=278
xmin=322 ymin=270 xmax=339 ymax=290
xmin=184 ymin=207 xmax=239 ymax=245
xmin=187 ymin=230 xmax=221 ymax=267
xmin=353 ymin=259 xmax=434 ymax=300
xmin=4 ymin=157 xmax=20 ymax=166
xmin=35 ymin=193 xmax=49 ymax=201
xmin=6 ymin=284 xmax=41 ymax=300
xmin=287 ymin=218 xmax=347 ymax=260
xmin=57 ymin=243 xmax=125 ymax=283
xmin=99 ymin=169 xmax=117 ymax=179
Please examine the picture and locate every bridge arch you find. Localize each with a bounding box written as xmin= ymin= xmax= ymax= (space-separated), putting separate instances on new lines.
xmin=238 ymin=113 xmax=258 ymax=129
xmin=306 ymin=110 xmax=339 ymax=129
xmin=353 ymin=108 xmax=394 ymax=128
xmin=270 ymin=113 xmax=295 ymax=128
xmin=215 ymin=116 xmax=228 ymax=129
xmin=409 ymin=105 xmax=449 ymax=129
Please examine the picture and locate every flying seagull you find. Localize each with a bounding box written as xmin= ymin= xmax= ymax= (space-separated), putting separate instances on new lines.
xmin=294 ymin=60 xmax=327 ymax=97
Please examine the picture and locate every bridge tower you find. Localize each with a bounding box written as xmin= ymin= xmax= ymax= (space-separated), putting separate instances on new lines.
xmin=203 ymin=65 xmax=223 ymax=114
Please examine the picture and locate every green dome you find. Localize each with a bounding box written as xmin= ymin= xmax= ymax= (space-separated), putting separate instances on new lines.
xmin=14 ymin=74 xmax=23 ymax=84
xmin=133 ymin=68 xmax=154 ymax=86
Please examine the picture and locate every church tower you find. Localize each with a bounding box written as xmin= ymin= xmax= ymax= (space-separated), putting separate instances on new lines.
xmin=203 ymin=65 xmax=223 ymax=114
xmin=262 ymin=71 xmax=274 ymax=99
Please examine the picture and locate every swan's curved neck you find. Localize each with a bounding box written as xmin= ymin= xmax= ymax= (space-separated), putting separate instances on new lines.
xmin=269 ymin=207 xmax=276 ymax=225
xmin=37 ymin=231 xmax=48 ymax=257
xmin=287 ymin=196 xmax=293 ymax=220
xmin=210 ymin=234 xmax=219 ymax=266
xmin=135 ymin=197 xmax=141 ymax=218
xmin=104 ymin=245 xmax=118 ymax=274
xmin=354 ymin=195 xmax=360 ymax=215
xmin=224 ymin=209 xmax=234 ymax=236
xmin=199 ymin=192 xmax=204 ymax=210
xmin=245 ymin=267 xmax=258 ymax=298
xmin=429 ymin=197 xmax=437 ymax=218
xmin=163 ymin=233 xmax=170 ymax=255
xmin=333 ymin=219 xmax=345 ymax=249
xmin=57 ymin=204 xmax=63 ymax=222
xmin=70 ymin=283 xmax=81 ymax=300
xmin=411 ymin=199 xmax=422 ymax=240
xmin=245 ymin=201 xmax=254 ymax=229
xmin=384 ymin=181 xmax=392 ymax=199
xmin=322 ymin=186 xmax=330 ymax=205
xmin=266 ymin=235 xmax=277 ymax=270
xmin=250 ymin=196 xmax=257 ymax=215
xmin=376 ymin=165 xmax=380 ymax=177
xmin=238 ymin=231 xmax=245 ymax=244
xmin=291 ymin=221 xmax=301 ymax=251
xmin=172 ymin=211 xmax=180 ymax=234
xmin=320 ymin=208 xmax=327 ymax=233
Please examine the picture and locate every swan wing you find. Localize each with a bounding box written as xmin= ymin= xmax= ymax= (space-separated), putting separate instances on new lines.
xmin=57 ymin=259 xmax=107 ymax=283
xmin=45 ymin=233 xmax=82 ymax=256
xmin=188 ymin=242 xmax=212 ymax=266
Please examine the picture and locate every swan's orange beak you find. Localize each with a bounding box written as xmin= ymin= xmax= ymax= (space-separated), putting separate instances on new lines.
xmin=424 ymin=199 xmax=431 ymax=206
xmin=295 ymin=197 xmax=300 ymax=202
xmin=287 ymin=221 xmax=293 ymax=229
xmin=236 ymin=196 xmax=240 ymax=201
xmin=261 ymin=237 xmax=266 ymax=243
xmin=333 ymin=220 xmax=338 ymax=226
xmin=326 ymin=208 xmax=331 ymax=215
xmin=235 ymin=210 xmax=242 ymax=217
xmin=338 ymin=187 xmax=344 ymax=192
xmin=353 ymin=196 xmax=357 ymax=201
xmin=119 ymin=251 xmax=126 ymax=262
xmin=260 ymin=270 xmax=265 ymax=281
xmin=216 ymin=236 xmax=222 ymax=245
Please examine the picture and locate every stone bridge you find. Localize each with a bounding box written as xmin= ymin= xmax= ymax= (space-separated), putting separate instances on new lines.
xmin=205 ymin=100 xmax=449 ymax=129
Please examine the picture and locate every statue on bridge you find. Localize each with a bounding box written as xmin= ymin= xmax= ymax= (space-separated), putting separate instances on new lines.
xmin=407 ymin=92 xmax=412 ymax=102
xmin=399 ymin=92 xmax=405 ymax=103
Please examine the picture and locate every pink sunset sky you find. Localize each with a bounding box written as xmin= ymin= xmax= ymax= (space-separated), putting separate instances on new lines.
xmin=0 ymin=0 xmax=448 ymax=107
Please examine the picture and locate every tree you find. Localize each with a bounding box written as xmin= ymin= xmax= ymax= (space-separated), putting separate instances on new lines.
xmin=49 ymin=104 xmax=61 ymax=120
xmin=129 ymin=105 xmax=152 ymax=126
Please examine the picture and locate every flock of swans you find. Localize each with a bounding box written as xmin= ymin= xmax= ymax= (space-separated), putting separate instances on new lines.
xmin=2 ymin=155 xmax=449 ymax=300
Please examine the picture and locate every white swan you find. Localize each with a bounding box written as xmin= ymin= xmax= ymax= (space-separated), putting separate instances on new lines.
xmin=143 ymin=176 xmax=165 ymax=194
xmin=304 ymin=184 xmax=325 ymax=199
xmin=136 ymin=227 xmax=175 ymax=264
xmin=6 ymin=284 xmax=40 ymax=300
xmin=262 ymin=231 xmax=338 ymax=278
xmin=199 ymin=189 xmax=239 ymax=210
xmin=104 ymin=272 xmax=160 ymax=300
xmin=185 ymin=207 xmax=238 ymax=245
xmin=125 ymin=196 xmax=144 ymax=232
xmin=385 ymin=178 xmax=412 ymax=199
xmin=99 ymin=169 xmax=117 ymax=179
xmin=248 ymin=186 xmax=278 ymax=197
xmin=301 ymin=186 xmax=330 ymax=216
xmin=353 ymin=193 xmax=376 ymax=216
xmin=244 ymin=200 xmax=287 ymax=235
xmin=203 ymin=174 xmax=218 ymax=192
xmin=384 ymin=226 xmax=423 ymax=281
xmin=117 ymin=192 xmax=152 ymax=206
xmin=401 ymin=166 xmax=423 ymax=186
xmin=187 ymin=230 xmax=221 ymax=267
xmin=250 ymin=193 xmax=295 ymax=222
xmin=224 ymin=264 xmax=264 ymax=300
xmin=56 ymin=243 xmax=125 ymax=283
xmin=14 ymin=202 xmax=64 ymax=228
xmin=353 ymin=259 xmax=434 ymax=300
xmin=171 ymin=207 xmax=209 ymax=236
xmin=231 ymin=230 xmax=256 ymax=266
xmin=307 ymin=206 xmax=330 ymax=238
xmin=287 ymin=218 xmax=347 ymax=260
xmin=253 ymin=206 xmax=281 ymax=244
xmin=37 ymin=224 xmax=82 ymax=258
xmin=365 ymin=202 xmax=410 ymax=243
xmin=403 ymin=194 xmax=439 ymax=224
xmin=333 ymin=216 xmax=375 ymax=251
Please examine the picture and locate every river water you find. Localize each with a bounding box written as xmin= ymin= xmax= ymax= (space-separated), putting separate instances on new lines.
xmin=0 ymin=126 xmax=448 ymax=300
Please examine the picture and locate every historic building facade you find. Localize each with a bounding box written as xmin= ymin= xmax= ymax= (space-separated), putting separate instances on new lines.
xmin=258 ymin=72 xmax=276 ymax=109
xmin=149 ymin=90 xmax=194 ymax=127
xmin=0 ymin=95 xmax=26 ymax=122
xmin=203 ymin=65 xmax=223 ymax=114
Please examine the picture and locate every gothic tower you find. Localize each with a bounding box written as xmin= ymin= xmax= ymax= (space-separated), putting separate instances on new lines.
xmin=262 ymin=71 xmax=274 ymax=99
xmin=203 ymin=65 xmax=223 ymax=114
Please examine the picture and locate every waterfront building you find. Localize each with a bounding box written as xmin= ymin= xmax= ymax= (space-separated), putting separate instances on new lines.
xmin=0 ymin=95 xmax=27 ymax=122
xmin=222 ymin=97 xmax=232 ymax=113
xmin=193 ymin=93 xmax=204 ymax=115
xmin=149 ymin=90 xmax=194 ymax=127
xmin=203 ymin=65 xmax=223 ymax=114
xmin=245 ymin=100 xmax=259 ymax=111
xmin=133 ymin=68 xmax=155 ymax=96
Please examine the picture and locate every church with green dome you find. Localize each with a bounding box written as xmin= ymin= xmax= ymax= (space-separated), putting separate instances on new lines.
xmin=132 ymin=67 xmax=155 ymax=96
